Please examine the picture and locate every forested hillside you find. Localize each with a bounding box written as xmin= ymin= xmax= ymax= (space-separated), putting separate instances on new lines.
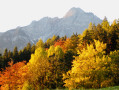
xmin=0 ymin=18 xmax=119 ymax=90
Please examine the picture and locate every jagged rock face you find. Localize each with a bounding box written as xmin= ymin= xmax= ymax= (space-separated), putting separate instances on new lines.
xmin=0 ymin=7 xmax=102 ymax=51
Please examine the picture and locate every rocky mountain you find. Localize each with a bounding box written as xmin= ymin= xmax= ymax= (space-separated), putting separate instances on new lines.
xmin=0 ymin=7 xmax=102 ymax=52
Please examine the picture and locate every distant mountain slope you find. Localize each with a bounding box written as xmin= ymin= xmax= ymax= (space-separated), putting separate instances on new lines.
xmin=0 ymin=7 xmax=102 ymax=51
xmin=0 ymin=28 xmax=34 ymax=51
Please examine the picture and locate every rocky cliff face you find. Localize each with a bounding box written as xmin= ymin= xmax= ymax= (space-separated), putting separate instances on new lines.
xmin=0 ymin=7 xmax=102 ymax=51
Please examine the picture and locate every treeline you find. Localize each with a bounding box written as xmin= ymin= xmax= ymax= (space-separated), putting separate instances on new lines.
xmin=0 ymin=17 xmax=119 ymax=90
xmin=0 ymin=43 xmax=35 ymax=70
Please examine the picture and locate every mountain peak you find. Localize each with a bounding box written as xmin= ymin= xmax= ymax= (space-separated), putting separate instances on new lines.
xmin=64 ymin=7 xmax=85 ymax=18
xmin=70 ymin=7 xmax=84 ymax=12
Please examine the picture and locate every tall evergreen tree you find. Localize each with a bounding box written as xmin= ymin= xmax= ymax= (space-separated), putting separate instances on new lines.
xmin=3 ymin=48 xmax=8 ymax=68
xmin=96 ymin=24 xmax=107 ymax=43
xmin=13 ymin=46 xmax=19 ymax=63
xmin=8 ymin=50 xmax=13 ymax=59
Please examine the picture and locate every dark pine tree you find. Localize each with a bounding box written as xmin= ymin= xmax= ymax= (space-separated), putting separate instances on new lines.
xmin=13 ymin=46 xmax=19 ymax=63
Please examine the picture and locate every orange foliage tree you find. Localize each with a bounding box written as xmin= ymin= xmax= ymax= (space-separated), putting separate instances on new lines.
xmin=54 ymin=39 xmax=65 ymax=50
xmin=0 ymin=61 xmax=27 ymax=90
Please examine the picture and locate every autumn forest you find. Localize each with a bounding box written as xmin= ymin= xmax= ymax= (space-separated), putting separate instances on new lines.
xmin=0 ymin=18 xmax=119 ymax=90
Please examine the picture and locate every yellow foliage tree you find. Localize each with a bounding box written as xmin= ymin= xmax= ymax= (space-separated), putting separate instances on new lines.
xmin=27 ymin=47 xmax=52 ymax=89
xmin=47 ymin=45 xmax=55 ymax=57
xmin=63 ymin=40 xmax=113 ymax=89
xmin=36 ymin=39 xmax=44 ymax=48
xmin=101 ymin=17 xmax=110 ymax=31
xmin=47 ymin=45 xmax=65 ymax=88
xmin=55 ymin=46 xmax=64 ymax=60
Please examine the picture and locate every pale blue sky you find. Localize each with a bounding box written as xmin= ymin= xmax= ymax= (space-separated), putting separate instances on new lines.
xmin=0 ymin=0 xmax=118 ymax=32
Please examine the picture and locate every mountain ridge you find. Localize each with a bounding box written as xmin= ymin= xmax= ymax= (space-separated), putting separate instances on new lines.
xmin=0 ymin=7 xmax=102 ymax=52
